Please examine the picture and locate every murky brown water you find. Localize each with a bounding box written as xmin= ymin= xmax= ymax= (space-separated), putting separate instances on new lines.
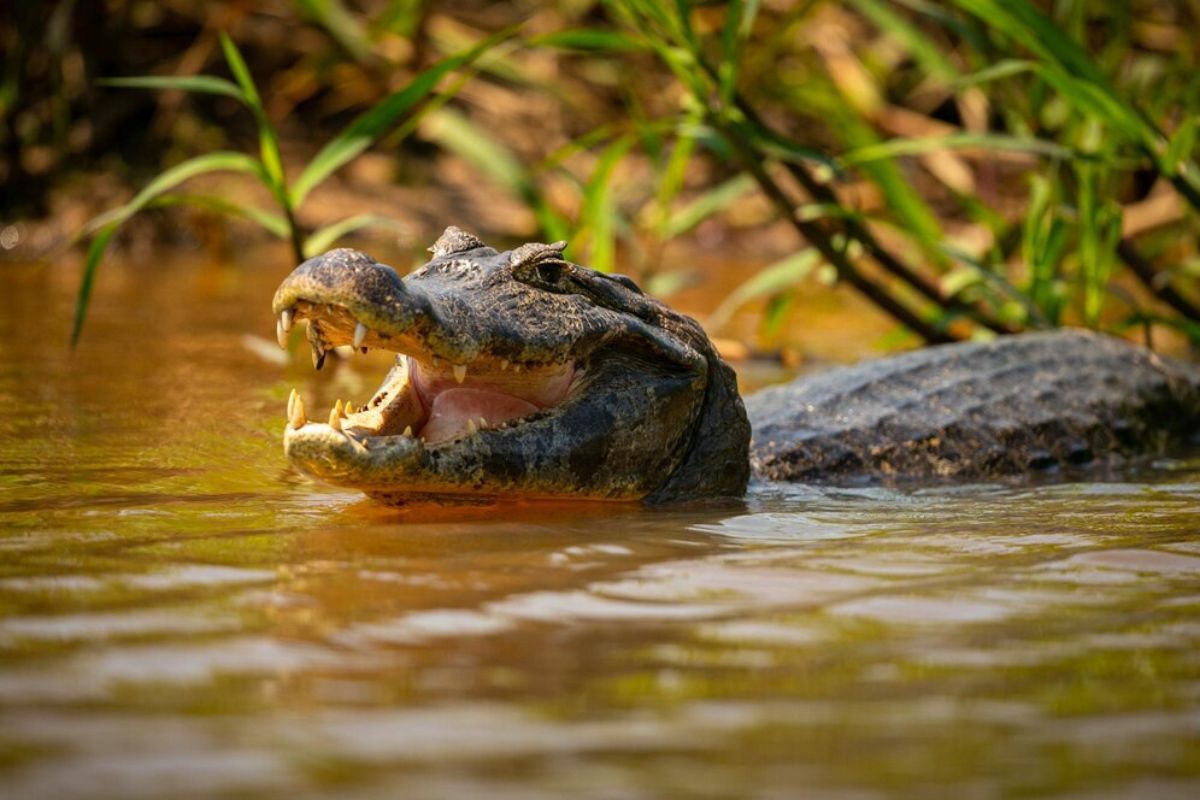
xmin=2 ymin=249 xmax=1199 ymax=799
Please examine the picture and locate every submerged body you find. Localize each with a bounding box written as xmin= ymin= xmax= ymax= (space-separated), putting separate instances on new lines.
xmin=748 ymin=330 xmax=1200 ymax=483
xmin=273 ymin=229 xmax=1200 ymax=503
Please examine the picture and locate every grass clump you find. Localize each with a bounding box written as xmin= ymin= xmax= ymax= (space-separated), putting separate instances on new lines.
xmin=66 ymin=1 xmax=1200 ymax=348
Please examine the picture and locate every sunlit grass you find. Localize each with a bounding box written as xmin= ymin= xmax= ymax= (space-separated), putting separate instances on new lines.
xmin=68 ymin=1 xmax=1200 ymax=348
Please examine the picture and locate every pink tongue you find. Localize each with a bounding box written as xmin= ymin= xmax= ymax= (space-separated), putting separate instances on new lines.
xmin=421 ymin=388 xmax=539 ymax=444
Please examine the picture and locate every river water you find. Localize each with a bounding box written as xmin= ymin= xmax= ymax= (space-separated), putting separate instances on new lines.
xmin=2 ymin=250 xmax=1199 ymax=798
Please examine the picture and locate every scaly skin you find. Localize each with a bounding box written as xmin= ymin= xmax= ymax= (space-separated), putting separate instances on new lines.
xmin=746 ymin=329 xmax=1200 ymax=483
xmin=273 ymin=228 xmax=1200 ymax=503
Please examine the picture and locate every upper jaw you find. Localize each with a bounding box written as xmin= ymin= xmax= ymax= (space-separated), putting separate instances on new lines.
xmin=273 ymin=247 xmax=616 ymax=369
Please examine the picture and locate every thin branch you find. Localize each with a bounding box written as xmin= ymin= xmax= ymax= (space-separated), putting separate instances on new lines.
xmin=1164 ymin=167 xmax=1200 ymax=214
xmin=729 ymin=104 xmax=1018 ymax=335
xmin=655 ymin=16 xmax=1010 ymax=337
xmin=785 ymin=153 xmax=1017 ymax=334
xmin=1116 ymin=237 xmax=1200 ymax=323
xmin=718 ymin=120 xmax=957 ymax=344
xmin=283 ymin=203 xmax=305 ymax=262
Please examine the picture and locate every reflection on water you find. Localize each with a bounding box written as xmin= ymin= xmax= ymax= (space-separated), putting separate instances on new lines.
xmin=1 ymin=252 xmax=1199 ymax=799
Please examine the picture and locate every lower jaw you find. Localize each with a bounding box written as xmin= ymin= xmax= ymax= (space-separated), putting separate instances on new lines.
xmin=282 ymin=410 xmax=650 ymax=504
xmin=281 ymin=426 xmax=611 ymax=501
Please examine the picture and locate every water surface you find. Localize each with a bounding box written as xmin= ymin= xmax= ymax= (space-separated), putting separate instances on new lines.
xmin=1 ymin=252 xmax=1199 ymax=799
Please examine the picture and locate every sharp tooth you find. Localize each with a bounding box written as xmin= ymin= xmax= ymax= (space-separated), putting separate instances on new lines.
xmin=328 ymin=406 xmax=342 ymax=432
xmin=453 ymin=364 xmax=467 ymax=384
xmin=287 ymin=388 xmax=297 ymax=419
xmin=276 ymin=318 xmax=289 ymax=349
xmin=352 ymin=322 xmax=368 ymax=350
xmin=337 ymin=400 xmax=349 ymax=419
xmin=513 ymin=363 xmax=523 ymax=373
xmin=500 ymin=359 xmax=509 ymax=371
xmin=479 ymin=416 xmax=488 ymax=429
xmin=290 ymin=393 xmax=306 ymax=429
xmin=403 ymin=425 xmax=413 ymax=437
xmin=312 ymin=344 xmax=326 ymax=370
xmin=281 ymin=309 xmax=293 ymax=332
xmin=466 ymin=418 xmax=477 ymax=435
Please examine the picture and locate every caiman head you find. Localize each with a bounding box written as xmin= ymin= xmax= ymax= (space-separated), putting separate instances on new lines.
xmin=271 ymin=227 xmax=750 ymax=504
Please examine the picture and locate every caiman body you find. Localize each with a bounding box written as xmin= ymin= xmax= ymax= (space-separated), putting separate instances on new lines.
xmin=273 ymin=228 xmax=1200 ymax=503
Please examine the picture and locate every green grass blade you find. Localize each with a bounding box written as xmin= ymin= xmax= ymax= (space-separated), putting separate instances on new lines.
xmin=940 ymin=246 xmax=1049 ymax=327
xmin=303 ymin=214 xmax=406 ymax=257
xmin=718 ymin=0 xmax=746 ymax=107
xmin=1021 ymin=172 xmax=1068 ymax=324
xmin=939 ymin=264 xmax=985 ymax=298
xmin=98 ymin=75 xmax=247 ymax=102
xmin=705 ymin=249 xmax=822 ymax=332
xmin=947 ymin=0 xmax=1106 ymax=83
xmin=528 ymin=29 xmax=647 ymax=52
xmin=737 ymin=0 xmax=761 ymax=39
xmin=839 ymin=132 xmax=1074 ymax=166
xmin=836 ymin=112 xmax=945 ymax=257
xmin=71 ymin=151 xmax=267 ymax=346
xmin=672 ymin=0 xmax=698 ymax=48
xmin=418 ymin=106 xmax=570 ymax=240
xmin=145 ymin=193 xmax=290 ymax=238
xmin=421 ymin=107 xmax=526 ymax=191
xmin=218 ymin=32 xmax=286 ymax=194
xmin=1074 ymin=160 xmax=1121 ymax=326
xmin=851 ymin=0 xmax=957 ymax=82
xmin=82 ymin=151 xmax=265 ymax=235
xmin=607 ymin=2 xmax=710 ymax=101
xmin=256 ymin=125 xmax=286 ymax=193
xmin=576 ymin=135 xmax=635 ymax=273
xmin=662 ymin=173 xmax=756 ymax=238
xmin=1033 ymin=66 xmax=1155 ymax=148
xmin=294 ymin=0 xmax=374 ymax=63
xmin=377 ymin=0 xmax=425 ymax=37
xmin=651 ymin=117 xmax=701 ymax=238
xmin=290 ymin=26 xmax=519 ymax=207
xmin=953 ymin=59 xmax=1037 ymax=88
xmin=715 ymin=0 xmax=762 ymax=107
xmin=1164 ymin=116 xmax=1198 ymax=175
xmin=70 ymin=223 xmax=118 ymax=347
xmin=218 ymin=32 xmax=263 ymax=108
xmin=946 ymin=0 xmax=1161 ymax=149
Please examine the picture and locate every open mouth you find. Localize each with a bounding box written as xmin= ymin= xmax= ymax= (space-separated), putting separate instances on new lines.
xmin=278 ymin=300 xmax=583 ymax=448
xmin=269 ymin=235 xmax=749 ymax=503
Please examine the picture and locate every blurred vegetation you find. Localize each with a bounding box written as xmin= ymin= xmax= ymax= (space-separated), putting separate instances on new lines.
xmin=2 ymin=1 xmax=1199 ymax=348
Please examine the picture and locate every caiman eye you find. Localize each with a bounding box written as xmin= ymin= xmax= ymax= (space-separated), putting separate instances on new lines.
xmin=536 ymin=262 xmax=564 ymax=284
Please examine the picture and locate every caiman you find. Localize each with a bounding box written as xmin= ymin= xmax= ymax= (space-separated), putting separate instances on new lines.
xmin=272 ymin=227 xmax=1200 ymax=504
